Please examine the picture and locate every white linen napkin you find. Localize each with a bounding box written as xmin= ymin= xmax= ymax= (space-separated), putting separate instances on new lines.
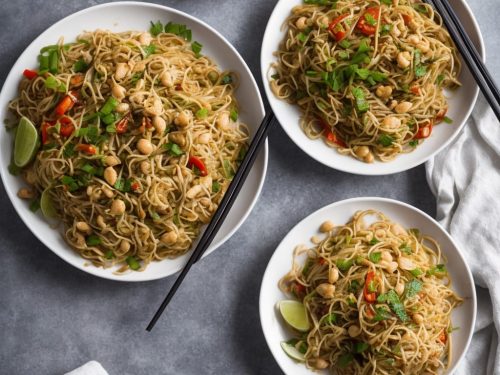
xmin=64 ymin=361 xmax=109 ymax=375
xmin=426 ymin=94 xmax=500 ymax=375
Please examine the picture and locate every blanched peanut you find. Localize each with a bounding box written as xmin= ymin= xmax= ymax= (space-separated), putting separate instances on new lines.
xmin=132 ymin=61 xmax=146 ymax=73
xmin=169 ymin=132 xmax=186 ymax=147
xmin=197 ymin=133 xmax=211 ymax=144
xmin=24 ymin=169 xmax=37 ymax=185
xmin=412 ymin=313 xmax=424 ymax=324
xmin=380 ymin=260 xmax=398 ymax=273
xmin=328 ymin=267 xmax=339 ymax=283
xmin=216 ymin=112 xmax=230 ymax=130
xmin=383 ymin=116 xmax=401 ymax=129
xmin=120 ymin=239 xmax=130 ymax=252
xmin=115 ymin=103 xmax=130 ymax=113
xmin=364 ymin=152 xmax=375 ymax=163
xmin=17 ymin=188 xmax=34 ymax=199
xmin=160 ymin=231 xmax=178 ymax=244
xmin=295 ymin=17 xmax=308 ymax=30
xmin=186 ymin=185 xmax=204 ymax=199
xmin=152 ymin=116 xmax=166 ymax=134
xmin=110 ymin=199 xmax=126 ymax=215
xmin=316 ymin=283 xmax=335 ymax=298
xmin=348 ymin=325 xmax=361 ymax=337
xmin=174 ymin=111 xmax=191 ymax=127
xmin=160 ymin=71 xmax=174 ymax=87
xmin=319 ymin=220 xmax=334 ymax=233
xmin=397 ymin=51 xmax=411 ymax=68
xmin=114 ymin=63 xmax=128 ymax=80
xmin=375 ymin=229 xmax=386 ymax=238
xmin=407 ymin=34 xmax=420 ymax=45
xmin=311 ymin=359 xmax=329 ymax=370
xmin=376 ymin=85 xmax=393 ymax=99
xmin=96 ymin=215 xmax=106 ymax=229
xmin=102 ymin=186 xmax=114 ymax=199
xmin=112 ymin=84 xmax=126 ymax=100
xmin=104 ymin=167 xmax=117 ymax=186
xmin=398 ymin=257 xmax=415 ymax=270
xmin=75 ymin=233 xmax=85 ymax=247
xmin=354 ymin=146 xmax=370 ymax=159
xmin=417 ymin=39 xmax=430 ymax=53
xmin=104 ymin=155 xmax=121 ymax=167
xmin=381 ymin=251 xmax=393 ymax=262
xmin=389 ymin=100 xmax=398 ymax=110
xmin=395 ymin=101 xmax=412 ymax=114
xmin=137 ymin=139 xmax=154 ymax=155
xmin=139 ymin=32 xmax=152 ymax=45
xmin=76 ymin=221 xmax=91 ymax=234
xmin=146 ymin=97 xmax=163 ymax=116
xmin=395 ymin=282 xmax=405 ymax=296
xmin=140 ymin=161 xmax=151 ymax=175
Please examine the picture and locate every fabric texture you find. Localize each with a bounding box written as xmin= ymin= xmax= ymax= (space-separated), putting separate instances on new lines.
xmin=64 ymin=361 xmax=109 ymax=375
xmin=426 ymin=94 xmax=500 ymax=374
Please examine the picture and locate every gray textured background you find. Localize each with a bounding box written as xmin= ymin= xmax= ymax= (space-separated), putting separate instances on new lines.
xmin=0 ymin=1 xmax=498 ymax=374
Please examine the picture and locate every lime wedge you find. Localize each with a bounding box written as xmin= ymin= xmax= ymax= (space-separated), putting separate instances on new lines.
xmin=279 ymin=300 xmax=310 ymax=332
xmin=14 ymin=116 xmax=39 ymax=167
xmin=40 ymin=189 xmax=57 ymax=218
xmin=280 ymin=341 xmax=306 ymax=362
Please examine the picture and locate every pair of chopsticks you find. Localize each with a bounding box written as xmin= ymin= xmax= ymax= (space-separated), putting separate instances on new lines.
xmin=146 ymin=111 xmax=275 ymax=331
xmin=424 ymin=0 xmax=500 ymax=121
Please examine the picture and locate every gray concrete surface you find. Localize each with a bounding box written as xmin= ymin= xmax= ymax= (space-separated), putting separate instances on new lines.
xmin=0 ymin=0 xmax=498 ymax=374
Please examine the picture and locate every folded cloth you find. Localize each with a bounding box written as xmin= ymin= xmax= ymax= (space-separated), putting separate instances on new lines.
xmin=64 ymin=361 xmax=109 ymax=375
xmin=426 ymin=94 xmax=500 ymax=375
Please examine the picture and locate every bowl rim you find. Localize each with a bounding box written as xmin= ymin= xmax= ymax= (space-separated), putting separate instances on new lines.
xmin=0 ymin=1 xmax=268 ymax=282
xmin=260 ymin=0 xmax=486 ymax=176
xmin=259 ymin=196 xmax=477 ymax=374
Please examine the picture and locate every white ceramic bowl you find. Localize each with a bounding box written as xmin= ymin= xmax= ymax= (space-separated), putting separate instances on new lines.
xmin=261 ymin=0 xmax=484 ymax=175
xmin=0 ymin=2 xmax=268 ymax=282
xmin=259 ymin=197 xmax=476 ymax=375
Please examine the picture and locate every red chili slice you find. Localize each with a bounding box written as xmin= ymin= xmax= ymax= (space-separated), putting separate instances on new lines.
xmin=356 ymin=7 xmax=380 ymax=36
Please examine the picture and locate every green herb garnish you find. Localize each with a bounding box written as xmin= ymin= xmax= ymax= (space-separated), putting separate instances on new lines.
xmin=86 ymin=235 xmax=102 ymax=246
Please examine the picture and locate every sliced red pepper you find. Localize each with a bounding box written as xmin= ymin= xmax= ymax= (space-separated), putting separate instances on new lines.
xmin=116 ymin=115 xmax=130 ymax=134
xmin=41 ymin=121 xmax=55 ymax=144
xmin=59 ymin=117 xmax=75 ymax=138
xmin=291 ymin=282 xmax=306 ymax=299
xmin=131 ymin=182 xmax=140 ymax=191
xmin=328 ymin=13 xmax=350 ymax=41
xmin=435 ymin=107 xmax=448 ymax=123
xmin=175 ymin=84 xmax=182 ymax=91
xmin=318 ymin=118 xmax=347 ymax=147
xmin=55 ymin=91 xmax=78 ymax=116
xmin=414 ymin=120 xmax=433 ymax=139
xmin=402 ymin=14 xmax=412 ymax=25
xmin=363 ymin=271 xmax=377 ymax=303
xmin=365 ymin=306 xmax=375 ymax=319
xmin=439 ymin=330 xmax=447 ymax=344
xmin=23 ymin=69 xmax=38 ymax=80
xmin=410 ymin=85 xmax=420 ymax=95
xmin=75 ymin=144 xmax=96 ymax=155
xmin=318 ymin=258 xmax=326 ymax=265
xmin=70 ymin=74 xmax=84 ymax=87
xmin=356 ymin=7 xmax=380 ymax=36
xmin=187 ymin=156 xmax=208 ymax=176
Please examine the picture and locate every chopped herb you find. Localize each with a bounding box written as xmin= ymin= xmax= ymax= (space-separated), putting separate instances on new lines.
xmin=427 ymin=264 xmax=447 ymax=276
xmin=348 ymin=280 xmax=360 ymax=293
xmin=73 ymin=59 xmax=88 ymax=73
xmin=297 ymin=32 xmax=307 ymax=43
xmin=336 ymin=259 xmax=353 ymax=272
xmin=80 ymin=163 xmax=97 ymax=175
xmin=443 ymin=116 xmax=453 ymax=124
xmin=369 ymin=252 xmax=382 ymax=263
xmin=143 ymin=44 xmax=156 ymax=58
xmin=323 ymin=313 xmax=337 ymax=325
xmin=86 ymin=235 xmax=102 ymax=246
xmin=100 ymin=97 xmax=119 ymax=115
xmin=230 ymin=109 xmax=238 ymax=122
xmin=212 ymin=181 xmax=221 ymax=193
xmin=150 ymin=211 xmax=161 ymax=221
xmin=338 ymin=51 xmax=350 ymax=60
xmin=271 ymin=73 xmax=280 ymax=80
xmin=413 ymin=4 xmax=428 ymax=14
xmin=105 ymin=250 xmax=114 ymax=259
xmin=410 ymin=268 xmax=424 ymax=277
xmin=106 ymin=124 xmax=116 ymax=133
xmin=29 ymin=199 xmax=41 ymax=212
xmin=415 ymin=65 xmax=427 ymax=78
xmin=164 ymin=22 xmax=192 ymax=41
xmin=149 ymin=20 xmax=164 ymax=36
xmin=365 ymin=13 xmax=377 ymax=26
xmin=163 ymin=142 xmax=184 ymax=156
xmin=191 ymin=41 xmax=203 ymax=57
xmin=436 ymin=74 xmax=445 ymax=85
xmin=369 ymin=238 xmax=380 ymax=245
xmin=196 ymin=108 xmax=209 ymax=119
xmin=377 ymin=290 xmax=409 ymax=322
xmin=352 ymin=87 xmax=369 ymax=112
xmin=8 ymin=163 xmax=21 ymax=176
xmin=221 ymin=74 xmax=233 ymax=84
xmin=223 ymin=159 xmax=235 ymax=179
xmin=126 ymin=256 xmax=141 ymax=270
xmin=61 ymin=175 xmax=79 ymax=192
xmin=338 ymin=353 xmax=354 ymax=369
xmin=354 ymin=342 xmax=370 ymax=353
xmin=380 ymin=24 xmax=392 ymax=34
xmin=379 ymin=134 xmax=394 ymax=147
xmin=381 ymin=0 xmax=392 ymax=5
xmin=130 ymin=73 xmax=143 ymax=85
xmin=358 ymin=39 xmax=371 ymax=53
xmin=399 ymin=243 xmax=412 ymax=255
xmin=373 ymin=307 xmax=392 ymax=321
xmin=237 ymin=147 xmax=247 ymax=162
xmin=44 ymin=76 xmax=66 ymax=92
xmin=305 ymin=70 xmax=317 ymax=77
xmin=409 ymin=139 xmax=419 ymax=147
xmin=114 ymin=178 xmax=132 ymax=193
xmin=404 ymin=279 xmax=423 ymax=298
xmin=339 ymin=39 xmax=351 ymax=49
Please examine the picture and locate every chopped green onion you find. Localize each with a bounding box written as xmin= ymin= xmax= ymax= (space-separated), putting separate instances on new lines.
xmin=378 ymin=134 xmax=394 ymax=147
xmin=114 ymin=178 xmax=132 ymax=193
xmin=436 ymin=74 xmax=445 ymax=85
xmin=163 ymin=142 xmax=184 ymax=156
xmin=149 ymin=20 xmax=164 ymax=36
xmin=369 ymin=238 xmax=379 ymax=245
xmin=339 ymin=39 xmax=351 ymax=49
xmin=348 ymin=280 xmax=360 ymax=293
xmin=305 ymin=70 xmax=317 ymax=77
xmin=221 ymin=74 xmax=233 ymax=84
xmin=354 ymin=342 xmax=370 ymax=353
xmin=86 ymin=235 xmax=102 ymax=246
xmin=105 ymin=250 xmax=114 ymax=259
xmin=212 ymin=181 xmax=221 ymax=193
xmin=409 ymin=139 xmax=419 ymax=147
xmin=323 ymin=313 xmax=337 ymax=325
xmin=373 ymin=307 xmax=392 ymax=321
xmin=427 ymin=264 xmax=447 ymax=276
xmin=380 ymin=24 xmax=392 ymax=34
xmin=196 ymin=108 xmax=208 ymax=119
xmin=443 ymin=116 xmax=453 ymax=124
xmin=29 ymin=199 xmax=41 ymax=212
xmin=351 ymin=87 xmax=369 ymax=112
xmin=336 ymin=259 xmax=353 ymax=272
xmin=223 ymin=159 xmax=235 ymax=179
xmin=338 ymin=353 xmax=354 ymax=369
xmin=369 ymin=252 xmax=382 ymax=263
xmin=73 ymin=59 xmax=88 ymax=73
xmin=399 ymin=243 xmax=412 ymax=254
xmin=191 ymin=41 xmax=203 ymax=57
xmin=230 ymin=109 xmax=238 ymax=122
xmin=126 ymin=256 xmax=141 ymax=270
xmin=410 ymin=268 xmax=424 ymax=277
xmin=48 ymin=50 xmax=59 ymax=74
xmin=297 ymin=33 xmax=307 ymax=43
xmin=365 ymin=13 xmax=377 ymax=26
xmin=377 ymin=290 xmax=408 ymax=322
xmin=404 ymin=279 xmax=422 ymax=299
xmin=415 ymin=65 xmax=427 ymax=78
xmin=100 ymin=97 xmax=119 ymax=115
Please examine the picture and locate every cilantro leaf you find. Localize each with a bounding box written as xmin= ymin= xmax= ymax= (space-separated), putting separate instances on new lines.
xmin=404 ymin=279 xmax=422 ymax=299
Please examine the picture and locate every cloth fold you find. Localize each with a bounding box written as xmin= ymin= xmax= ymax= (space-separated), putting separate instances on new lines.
xmin=64 ymin=361 xmax=108 ymax=375
xmin=426 ymin=94 xmax=500 ymax=374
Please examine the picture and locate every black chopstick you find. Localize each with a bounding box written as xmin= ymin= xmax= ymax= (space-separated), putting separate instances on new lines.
xmin=425 ymin=0 xmax=500 ymax=120
xmin=146 ymin=111 xmax=275 ymax=331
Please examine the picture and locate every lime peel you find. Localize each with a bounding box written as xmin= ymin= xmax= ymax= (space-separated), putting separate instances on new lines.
xmin=14 ymin=116 xmax=39 ymax=168
xmin=279 ymin=300 xmax=310 ymax=332
xmin=40 ymin=188 xmax=57 ymax=218
xmin=280 ymin=341 xmax=306 ymax=362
